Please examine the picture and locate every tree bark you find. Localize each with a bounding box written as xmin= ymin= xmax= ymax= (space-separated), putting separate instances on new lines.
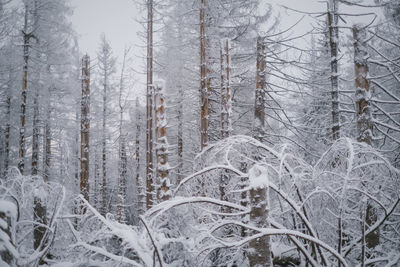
xmin=3 ymin=70 xmax=11 ymax=177
xmin=154 ymin=85 xmax=170 ymax=202
xmin=135 ymin=98 xmax=145 ymax=217
xmin=328 ymin=4 xmax=340 ymax=141
xmin=220 ymin=39 xmax=231 ymax=139
xmin=146 ymin=0 xmax=154 ymax=210
xmin=219 ymin=39 xmax=231 ymax=211
xmin=43 ymin=107 xmax=51 ymax=182
xmin=248 ymin=166 xmax=272 ymax=267
xmin=101 ymin=60 xmax=108 ymax=216
xmin=31 ymin=86 xmax=39 ymax=176
xmin=116 ymin=49 xmax=128 ymax=223
xmin=80 ymin=55 xmax=90 ymax=204
xmin=19 ymin=1 xmax=31 ymax=175
xmin=200 ymin=0 xmax=210 ymax=151
xmin=177 ymin=84 xmax=183 ymax=185
xmin=254 ymin=37 xmax=265 ymax=141
xmin=353 ymin=25 xmax=379 ymax=251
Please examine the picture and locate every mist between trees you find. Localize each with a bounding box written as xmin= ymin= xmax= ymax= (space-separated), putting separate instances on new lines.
xmin=0 ymin=0 xmax=400 ymax=266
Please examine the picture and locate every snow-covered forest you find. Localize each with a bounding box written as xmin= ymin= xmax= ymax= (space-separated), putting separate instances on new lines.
xmin=1 ymin=0 xmax=400 ymax=266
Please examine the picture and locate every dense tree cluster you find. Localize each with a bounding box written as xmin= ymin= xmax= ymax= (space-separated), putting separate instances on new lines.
xmin=0 ymin=0 xmax=399 ymax=266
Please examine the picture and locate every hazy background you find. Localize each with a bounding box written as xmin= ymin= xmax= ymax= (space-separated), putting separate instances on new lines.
xmin=69 ymin=0 xmax=380 ymax=93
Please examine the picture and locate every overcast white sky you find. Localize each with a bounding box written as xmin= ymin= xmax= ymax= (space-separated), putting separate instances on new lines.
xmin=70 ymin=0 xmax=323 ymax=60
xmin=69 ymin=0 xmax=381 ymax=90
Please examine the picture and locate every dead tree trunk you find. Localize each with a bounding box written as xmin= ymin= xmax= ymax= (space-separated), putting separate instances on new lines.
xmin=80 ymin=55 xmax=90 ymax=203
xmin=200 ymin=0 xmax=210 ymax=150
xmin=219 ymin=39 xmax=231 ymax=209
xmin=117 ymin=137 xmax=127 ymax=223
xmin=3 ymin=70 xmax=11 ymax=177
xmin=177 ymin=84 xmax=184 ymax=185
xmin=19 ymin=2 xmax=31 ymax=175
xmin=353 ymin=25 xmax=378 ymax=254
xmin=220 ymin=39 xmax=231 ymax=139
xmin=253 ymin=37 xmax=266 ymax=141
xmin=328 ymin=3 xmax=340 ymax=140
xmin=248 ymin=166 xmax=273 ymax=267
xmin=116 ymin=49 xmax=128 ymax=223
xmin=74 ymin=105 xmax=80 ymax=189
xmin=43 ymin=106 xmax=51 ymax=182
xmin=154 ymin=85 xmax=170 ymax=202
xmin=146 ymin=0 xmax=154 ymax=210
xmin=101 ymin=66 xmax=108 ymax=216
xmin=31 ymin=86 xmax=39 ymax=176
xmin=353 ymin=26 xmax=373 ymax=145
xmin=93 ymin=148 xmax=99 ymax=209
xmin=135 ymin=98 xmax=145 ymax=216
xmin=32 ymin=87 xmax=47 ymax=252
xmin=247 ymin=40 xmax=273 ymax=266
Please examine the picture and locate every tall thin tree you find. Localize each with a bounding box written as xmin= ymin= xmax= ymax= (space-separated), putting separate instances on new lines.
xmin=200 ymin=0 xmax=210 ymax=151
xmin=328 ymin=0 xmax=340 ymax=140
xmin=146 ymin=0 xmax=154 ymax=210
xmin=80 ymin=55 xmax=90 ymax=203
xmin=154 ymin=85 xmax=170 ymax=202
xmin=18 ymin=0 xmax=33 ymax=174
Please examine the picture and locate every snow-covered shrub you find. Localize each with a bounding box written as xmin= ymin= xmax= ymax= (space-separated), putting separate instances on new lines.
xmin=0 ymin=167 xmax=65 ymax=266
xmin=2 ymin=136 xmax=399 ymax=267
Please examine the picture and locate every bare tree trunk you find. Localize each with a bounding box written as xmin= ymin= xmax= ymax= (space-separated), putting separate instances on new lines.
xmin=353 ymin=26 xmax=373 ymax=145
xmin=19 ymin=2 xmax=31 ymax=175
xmin=117 ymin=137 xmax=127 ymax=222
xmin=101 ymin=69 xmax=108 ymax=216
xmin=31 ymin=86 xmax=39 ymax=176
xmin=154 ymin=85 xmax=170 ymax=202
xmin=353 ymin=25 xmax=379 ymax=253
xmin=177 ymin=84 xmax=183 ymax=185
xmin=74 ymin=106 xmax=80 ymax=186
xmin=219 ymin=39 xmax=231 ymax=210
xmin=200 ymin=0 xmax=210 ymax=151
xmin=3 ymin=70 xmax=11 ymax=177
xmin=29 ymin=1 xmax=48 ymax=255
xmin=146 ymin=0 xmax=154 ymax=210
xmin=328 ymin=1 xmax=340 ymax=140
xmin=135 ymin=98 xmax=145 ymax=216
xmin=248 ymin=166 xmax=272 ymax=267
xmin=80 ymin=55 xmax=90 ymax=203
xmin=93 ymin=148 xmax=99 ymax=209
xmin=116 ymin=49 xmax=128 ymax=223
xmin=220 ymin=39 xmax=231 ymax=139
xmin=253 ymin=37 xmax=265 ymax=141
xmin=43 ymin=107 xmax=51 ymax=182
xmin=248 ymin=39 xmax=273 ymax=266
